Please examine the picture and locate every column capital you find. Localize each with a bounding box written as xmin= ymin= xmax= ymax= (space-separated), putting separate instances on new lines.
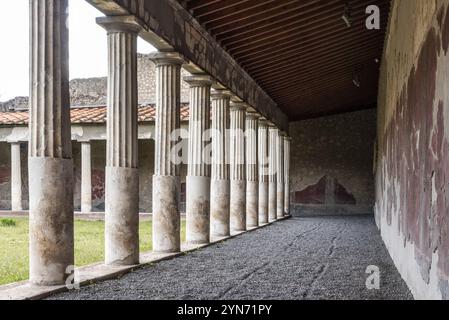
xmin=230 ymin=101 xmax=248 ymax=112
xmin=279 ymin=131 xmax=288 ymax=137
xmin=267 ymin=122 xmax=277 ymax=129
xmin=211 ymin=89 xmax=232 ymax=100
xmin=149 ymin=51 xmax=185 ymax=66
xmin=246 ymin=110 xmax=259 ymax=120
xmin=96 ymin=15 xmax=144 ymax=34
xmin=258 ymin=118 xmax=269 ymax=127
xmin=184 ymin=74 xmax=213 ymax=87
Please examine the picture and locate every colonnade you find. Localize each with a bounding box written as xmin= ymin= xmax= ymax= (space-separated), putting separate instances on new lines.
xmin=24 ymin=1 xmax=291 ymax=285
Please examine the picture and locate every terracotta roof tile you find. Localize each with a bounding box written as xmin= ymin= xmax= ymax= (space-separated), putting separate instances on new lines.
xmin=0 ymin=104 xmax=190 ymax=126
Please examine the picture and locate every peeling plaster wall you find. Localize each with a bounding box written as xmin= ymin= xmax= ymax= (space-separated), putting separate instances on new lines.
xmin=290 ymin=109 xmax=376 ymax=216
xmin=376 ymin=0 xmax=449 ymax=299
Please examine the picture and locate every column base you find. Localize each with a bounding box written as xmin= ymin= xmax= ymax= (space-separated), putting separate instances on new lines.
xmin=105 ymin=166 xmax=139 ymax=266
xmin=211 ymin=179 xmax=230 ymax=237
xmin=153 ymin=175 xmax=181 ymax=253
xmin=186 ymin=176 xmax=211 ymax=244
xmin=29 ymin=157 xmax=74 ymax=286
xmin=230 ymin=180 xmax=246 ymax=232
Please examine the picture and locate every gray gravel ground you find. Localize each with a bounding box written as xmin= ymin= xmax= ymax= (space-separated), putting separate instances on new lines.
xmin=48 ymin=216 xmax=413 ymax=300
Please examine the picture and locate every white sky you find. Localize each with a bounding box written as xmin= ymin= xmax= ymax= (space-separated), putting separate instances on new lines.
xmin=0 ymin=0 xmax=155 ymax=102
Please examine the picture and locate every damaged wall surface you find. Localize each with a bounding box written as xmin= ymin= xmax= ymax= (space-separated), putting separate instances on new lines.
xmin=290 ymin=109 xmax=376 ymax=216
xmin=376 ymin=0 xmax=449 ymax=299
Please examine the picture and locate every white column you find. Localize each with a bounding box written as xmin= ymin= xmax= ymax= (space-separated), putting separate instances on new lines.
xmin=268 ymin=125 xmax=278 ymax=222
xmin=210 ymin=90 xmax=231 ymax=237
xmin=258 ymin=119 xmax=269 ymax=224
xmin=277 ymin=132 xmax=285 ymax=218
xmin=81 ymin=141 xmax=92 ymax=213
xmin=246 ymin=111 xmax=259 ymax=228
xmin=284 ymin=136 xmax=292 ymax=216
xmin=97 ymin=16 xmax=142 ymax=265
xmin=229 ymin=102 xmax=246 ymax=232
xmin=149 ymin=51 xmax=184 ymax=253
xmin=185 ymin=75 xmax=213 ymax=244
xmin=10 ymin=142 xmax=22 ymax=212
xmin=29 ymin=0 xmax=74 ymax=285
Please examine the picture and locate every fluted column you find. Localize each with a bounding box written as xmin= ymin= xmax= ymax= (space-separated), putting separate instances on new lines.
xmin=10 ymin=143 xmax=22 ymax=212
xmin=268 ymin=125 xmax=278 ymax=222
xmin=29 ymin=0 xmax=74 ymax=285
xmin=210 ymin=90 xmax=231 ymax=237
xmin=229 ymin=102 xmax=246 ymax=232
xmin=185 ymin=75 xmax=213 ymax=244
xmin=149 ymin=51 xmax=184 ymax=253
xmin=97 ymin=16 xmax=142 ymax=265
xmin=246 ymin=111 xmax=259 ymax=228
xmin=258 ymin=119 xmax=269 ymax=224
xmin=277 ymin=132 xmax=285 ymax=219
xmin=81 ymin=141 xmax=92 ymax=213
xmin=284 ymin=136 xmax=292 ymax=216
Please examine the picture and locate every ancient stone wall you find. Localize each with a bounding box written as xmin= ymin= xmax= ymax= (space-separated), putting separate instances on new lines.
xmin=289 ymin=109 xmax=376 ymax=216
xmin=376 ymin=0 xmax=449 ymax=299
xmin=0 ymin=54 xmax=191 ymax=109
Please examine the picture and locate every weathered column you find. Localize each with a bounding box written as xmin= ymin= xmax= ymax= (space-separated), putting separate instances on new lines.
xmin=284 ymin=136 xmax=292 ymax=216
xmin=258 ymin=119 xmax=269 ymax=224
xmin=10 ymin=142 xmax=22 ymax=211
xmin=246 ymin=111 xmax=259 ymax=228
xmin=210 ymin=90 xmax=231 ymax=237
xmin=268 ymin=125 xmax=278 ymax=222
xmin=229 ymin=102 xmax=247 ymax=232
xmin=29 ymin=0 xmax=74 ymax=285
xmin=277 ymin=132 xmax=285 ymax=219
xmin=97 ymin=16 xmax=142 ymax=265
xmin=185 ymin=75 xmax=213 ymax=244
xmin=149 ymin=51 xmax=184 ymax=253
xmin=81 ymin=141 xmax=92 ymax=213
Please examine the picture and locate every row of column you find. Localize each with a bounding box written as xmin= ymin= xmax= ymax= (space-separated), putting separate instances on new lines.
xmin=27 ymin=1 xmax=291 ymax=286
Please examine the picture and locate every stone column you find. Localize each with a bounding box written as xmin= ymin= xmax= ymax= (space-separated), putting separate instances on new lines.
xmin=97 ymin=16 xmax=142 ymax=265
xmin=258 ymin=119 xmax=269 ymax=224
xmin=277 ymin=132 xmax=285 ymax=219
xmin=246 ymin=111 xmax=259 ymax=228
xmin=284 ymin=136 xmax=292 ymax=216
xmin=149 ymin=51 xmax=184 ymax=253
xmin=81 ymin=141 xmax=92 ymax=213
xmin=229 ymin=102 xmax=247 ymax=232
xmin=10 ymin=143 xmax=22 ymax=212
xmin=185 ymin=75 xmax=213 ymax=244
xmin=29 ymin=0 xmax=74 ymax=285
xmin=268 ymin=125 xmax=278 ymax=222
xmin=210 ymin=90 xmax=231 ymax=237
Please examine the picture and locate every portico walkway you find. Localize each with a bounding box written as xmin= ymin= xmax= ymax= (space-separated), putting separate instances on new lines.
xmin=48 ymin=216 xmax=412 ymax=300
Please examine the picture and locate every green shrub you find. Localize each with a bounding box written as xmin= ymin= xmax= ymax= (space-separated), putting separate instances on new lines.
xmin=0 ymin=219 xmax=16 ymax=227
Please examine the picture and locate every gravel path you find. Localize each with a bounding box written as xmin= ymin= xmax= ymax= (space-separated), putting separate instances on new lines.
xmin=48 ymin=216 xmax=413 ymax=300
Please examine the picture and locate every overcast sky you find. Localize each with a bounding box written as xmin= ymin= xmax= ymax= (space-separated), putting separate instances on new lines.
xmin=0 ymin=0 xmax=155 ymax=102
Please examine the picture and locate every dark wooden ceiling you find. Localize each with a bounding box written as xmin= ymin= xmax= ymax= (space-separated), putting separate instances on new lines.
xmin=176 ymin=0 xmax=390 ymax=120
